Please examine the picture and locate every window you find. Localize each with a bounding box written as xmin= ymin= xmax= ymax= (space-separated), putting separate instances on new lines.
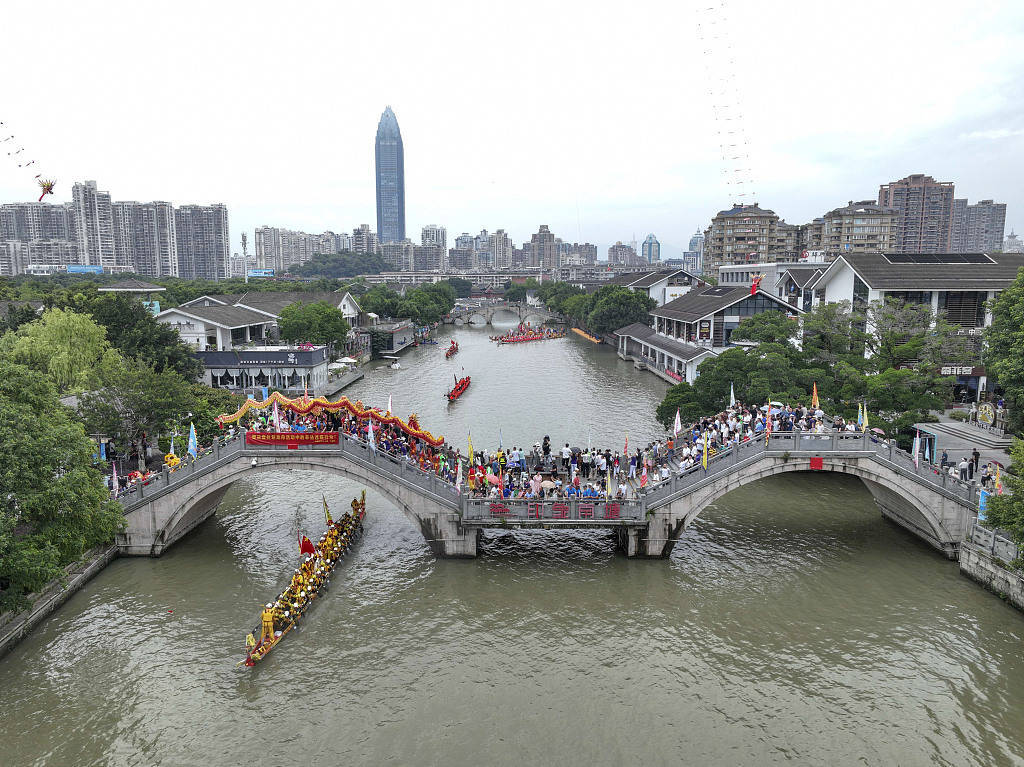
xmin=938 ymin=291 xmax=986 ymax=328
xmin=886 ymin=291 xmax=932 ymax=306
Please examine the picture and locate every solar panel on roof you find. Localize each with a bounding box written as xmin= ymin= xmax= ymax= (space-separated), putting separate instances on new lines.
xmin=913 ymin=255 xmax=940 ymax=263
xmin=884 ymin=254 xmax=914 ymax=263
xmin=961 ymin=253 xmax=995 ymax=263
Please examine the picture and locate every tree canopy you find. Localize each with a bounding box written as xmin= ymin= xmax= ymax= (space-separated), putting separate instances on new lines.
xmin=358 ymin=283 xmax=456 ymax=326
xmin=535 ymin=281 xmax=655 ymax=335
xmin=654 ymin=299 xmax=961 ymax=449
xmin=986 ymin=267 xmax=1024 ymax=433
xmin=443 ymin=277 xmax=473 ymax=298
xmin=279 ymin=301 xmax=351 ymax=351
xmin=285 ymin=250 xmax=389 ymax=279
xmin=0 ymin=361 xmax=123 ymax=612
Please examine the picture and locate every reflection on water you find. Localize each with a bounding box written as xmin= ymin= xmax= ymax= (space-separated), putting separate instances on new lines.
xmin=2 ymin=329 xmax=1024 ymax=767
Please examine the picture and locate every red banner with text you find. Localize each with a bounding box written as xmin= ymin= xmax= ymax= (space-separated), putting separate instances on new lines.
xmin=245 ymin=431 xmax=339 ymax=446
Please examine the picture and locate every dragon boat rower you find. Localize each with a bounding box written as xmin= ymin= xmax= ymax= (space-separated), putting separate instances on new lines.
xmin=260 ymin=603 xmax=276 ymax=644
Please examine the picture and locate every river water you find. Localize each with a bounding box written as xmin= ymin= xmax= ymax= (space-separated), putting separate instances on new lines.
xmin=4 ymin=322 xmax=1024 ymax=766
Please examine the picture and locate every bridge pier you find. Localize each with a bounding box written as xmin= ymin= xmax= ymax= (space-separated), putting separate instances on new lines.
xmin=424 ymin=514 xmax=481 ymax=558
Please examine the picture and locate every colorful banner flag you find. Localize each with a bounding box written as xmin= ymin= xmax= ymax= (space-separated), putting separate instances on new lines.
xmin=323 ymin=495 xmax=332 ymax=525
xmin=272 ymin=401 xmax=281 ymax=432
xmin=367 ymin=418 xmax=376 ymax=450
xmin=468 ymin=431 xmax=474 ymax=464
xmin=299 ymin=532 xmax=316 ymax=557
xmin=261 ymin=386 xmax=269 ymax=401
xmin=387 ymin=394 xmax=392 ymax=414
xmin=702 ymin=432 xmax=709 ymax=470
xmin=187 ymin=423 xmax=198 ymax=458
xmin=640 ymin=464 xmax=648 ymax=487
xmin=456 ymin=458 xmax=463 ymax=493
xmin=624 ymin=432 xmax=629 ymax=456
xmin=996 ymin=465 xmax=1003 ymax=495
xmin=857 ymin=402 xmax=863 ymax=427
xmin=912 ymin=430 xmax=920 ymax=468
xmin=811 ymin=382 xmax=819 ymax=410
xmin=863 ymin=404 xmax=869 ymax=433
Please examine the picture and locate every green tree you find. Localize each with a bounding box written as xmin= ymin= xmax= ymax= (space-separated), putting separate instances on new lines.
xmin=986 ymin=268 xmax=1024 ymax=433
xmin=284 ymin=250 xmax=388 ymax=279
xmin=980 ymin=438 xmax=1024 ymax=545
xmin=2 ymin=308 xmax=120 ymax=394
xmin=77 ymin=360 xmax=197 ymax=472
xmin=443 ymin=277 xmax=473 ymax=298
xmin=730 ymin=310 xmax=800 ymax=345
xmin=60 ymin=292 xmax=204 ymax=380
xmin=585 ymin=286 xmax=656 ymax=335
xmin=279 ymin=301 xmax=351 ymax=353
xmin=0 ymin=361 xmax=122 ymax=612
xmin=0 ymin=302 xmax=40 ymax=333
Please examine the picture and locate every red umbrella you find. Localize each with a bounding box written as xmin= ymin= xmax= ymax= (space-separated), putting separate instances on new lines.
xmin=870 ymin=428 xmax=886 ymax=435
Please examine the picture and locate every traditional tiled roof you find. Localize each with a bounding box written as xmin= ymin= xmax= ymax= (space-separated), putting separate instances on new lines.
xmin=653 ymin=285 xmax=797 ymax=322
xmin=614 ymin=322 xmax=714 ymax=361
xmin=811 ymin=252 xmax=1024 ymax=291
xmin=778 ymin=267 xmax=822 ymax=288
xmin=159 ymin=304 xmax=271 ymax=329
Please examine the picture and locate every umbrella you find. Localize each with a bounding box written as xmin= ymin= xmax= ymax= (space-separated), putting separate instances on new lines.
xmin=769 ymin=400 xmax=783 ymax=407
xmin=486 ymin=473 xmax=500 ymax=484
xmin=541 ymin=480 xmax=557 ymax=489
xmin=531 ymin=474 xmax=543 ymax=494
xmin=337 ymin=357 xmax=358 ymax=363
xmin=870 ymin=428 xmax=886 ymax=435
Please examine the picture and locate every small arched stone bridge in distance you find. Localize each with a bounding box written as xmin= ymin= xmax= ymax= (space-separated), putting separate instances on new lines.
xmin=454 ymin=302 xmax=562 ymax=326
xmin=117 ymin=431 xmax=979 ymax=561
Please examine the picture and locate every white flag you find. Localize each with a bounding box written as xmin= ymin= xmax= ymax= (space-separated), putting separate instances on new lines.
xmin=367 ymin=418 xmax=376 ymax=450
xmin=673 ymin=408 xmax=682 ymax=438
xmin=387 ymin=394 xmax=392 ymax=414
xmin=912 ymin=430 xmax=920 ymax=468
xmin=455 ymin=458 xmax=463 ymax=493
xmin=729 ymin=382 xmax=736 ymax=407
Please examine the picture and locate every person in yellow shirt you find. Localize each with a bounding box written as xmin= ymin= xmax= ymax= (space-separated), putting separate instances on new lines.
xmin=260 ymin=603 xmax=275 ymax=644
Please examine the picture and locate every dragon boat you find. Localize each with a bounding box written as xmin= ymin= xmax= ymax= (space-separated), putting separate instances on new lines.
xmin=446 ymin=375 xmax=471 ymax=401
xmin=240 ymin=492 xmax=367 ymax=667
xmin=445 ymin=341 xmax=459 ymax=359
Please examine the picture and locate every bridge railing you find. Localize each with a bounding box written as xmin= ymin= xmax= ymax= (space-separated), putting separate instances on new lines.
xmin=118 ymin=430 xmax=462 ymax=512
xmin=967 ymin=518 xmax=1019 ymax=563
xmin=462 ymin=497 xmax=644 ymax=523
xmin=641 ymin=430 xmax=979 ymax=510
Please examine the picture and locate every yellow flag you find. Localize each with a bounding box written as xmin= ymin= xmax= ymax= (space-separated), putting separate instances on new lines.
xmin=863 ymin=404 xmax=869 ymax=432
xmin=702 ymin=431 xmax=709 ymax=469
xmin=811 ymin=382 xmax=819 ymax=410
xmin=323 ymin=495 xmax=332 ymax=525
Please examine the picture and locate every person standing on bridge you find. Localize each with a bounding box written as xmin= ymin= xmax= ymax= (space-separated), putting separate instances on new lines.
xmin=958 ymin=458 xmax=969 ymax=483
xmin=972 ymin=448 xmax=981 ymax=475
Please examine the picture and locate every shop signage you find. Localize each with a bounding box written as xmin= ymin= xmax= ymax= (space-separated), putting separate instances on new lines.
xmin=978 ymin=403 xmax=996 ymax=426
xmin=246 ymin=432 xmax=338 ymax=446
xmin=940 ymin=365 xmax=984 ymax=376
xmin=698 ymin=320 xmax=712 ymax=340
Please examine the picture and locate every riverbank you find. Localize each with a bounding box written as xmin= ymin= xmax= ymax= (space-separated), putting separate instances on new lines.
xmin=0 ymin=544 xmax=118 ymax=660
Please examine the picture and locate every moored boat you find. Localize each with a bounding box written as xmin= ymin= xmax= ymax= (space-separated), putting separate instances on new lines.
xmin=240 ymin=493 xmax=367 ymax=667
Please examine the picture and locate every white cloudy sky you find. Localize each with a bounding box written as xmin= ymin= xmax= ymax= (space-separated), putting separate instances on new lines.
xmin=2 ymin=0 xmax=1023 ymax=257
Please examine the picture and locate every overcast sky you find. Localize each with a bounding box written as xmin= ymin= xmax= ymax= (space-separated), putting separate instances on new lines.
xmin=2 ymin=0 xmax=1023 ymax=258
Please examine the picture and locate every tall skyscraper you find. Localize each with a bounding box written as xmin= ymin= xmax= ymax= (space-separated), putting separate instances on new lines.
xmin=175 ymin=204 xmax=229 ymax=279
xmin=877 ymin=174 xmax=955 ymax=253
xmin=375 ymin=106 xmax=405 ymax=244
xmin=642 ymin=234 xmax=661 ymax=263
xmin=112 ymin=201 xmax=179 ymax=277
xmin=72 ymin=180 xmax=117 ymax=269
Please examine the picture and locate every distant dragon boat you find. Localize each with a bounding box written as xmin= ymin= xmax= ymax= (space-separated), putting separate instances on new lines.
xmin=240 ymin=493 xmax=366 ymax=667
xmin=445 ymin=340 xmax=459 ymax=359
xmin=498 ymin=331 xmax=565 ymax=344
xmin=446 ymin=375 xmax=471 ymax=401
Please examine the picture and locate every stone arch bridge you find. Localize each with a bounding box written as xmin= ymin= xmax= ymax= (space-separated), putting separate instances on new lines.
xmin=117 ymin=431 xmax=978 ymax=561
xmin=454 ymin=302 xmax=562 ymax=326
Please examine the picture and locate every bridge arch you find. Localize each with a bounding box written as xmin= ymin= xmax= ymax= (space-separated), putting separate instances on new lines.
xmin=653 ymin=456 xmax=960 ymax=559
xmin=123 ymin=451 xmax=468 ymax=558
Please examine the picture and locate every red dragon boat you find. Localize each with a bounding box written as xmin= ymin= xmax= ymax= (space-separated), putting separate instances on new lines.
xmin=445 ymin=340 xmax=459 ymax=359
xmin=446 ymin=375 xmax=471 ymax=401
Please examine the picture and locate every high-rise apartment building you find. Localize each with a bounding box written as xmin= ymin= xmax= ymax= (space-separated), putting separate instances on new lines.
xmin=72 ymin=180 xmax=117 ymax=269
xmin=965 ymin=200 xmax=1006 ymax=252
xmin=421 ymin=224 xmax=447 ymax=255
xmin=351 ymin=224 xmax=379 ymax=255
xmin=413 ymin=244 xmax=444 ymax=271
xmin=529 ymin=225 xmax=558 ymax=268
xmin=175 ymin=204 xmax=229 ymax=280
xmin=0 ymin=202 xmax=76 ymax=241
xmin=380 ymin=239 xmax=414 ymax=271
xmin=112 ymin=201 xmax=179 ymax=277
xmin=447 ymin=248 xmax=475 ymax=270
xmin=489 ymin=229 xmax=513 ymax=269
xmin=254 ymin=226 xmax=325 ymax=272
xmin=560 ymin=242 xmax=598 ymax=266
xmin=375 ymin=106 xmax=405 ymax=243
xmin=642 ymin=234 xmax=661 ymax=263
xmin=608 ymin=241 xmax=643 ymax=265
xmin=818 ymin=200 xmax=899 ymax=257
xmin=877 ymin=174 xmax=955 ymax=253
xmin=702 ymin=203 xmax=798 ymax=274
xmin=0 ymin=240 xmax=80 ymax=277
xmin=951 ymin=198 xmax=969 ymax=252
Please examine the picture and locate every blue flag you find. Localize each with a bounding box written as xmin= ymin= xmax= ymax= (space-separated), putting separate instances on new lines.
xmin=261 ymin=386 xmax=269 ymax=401
xmin=100 ymin=441 xmax=107 ymax=460
xmin=187 ymin=423 xmax=198 ymax=458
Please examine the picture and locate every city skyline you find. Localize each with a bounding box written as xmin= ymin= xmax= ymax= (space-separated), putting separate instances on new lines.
xmin=0 ymin=1 xmax=1022 ymax=258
